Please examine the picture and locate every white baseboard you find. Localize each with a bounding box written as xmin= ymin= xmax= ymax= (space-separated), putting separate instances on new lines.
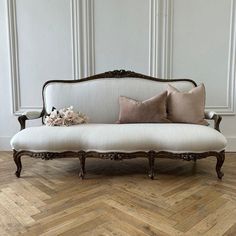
xmin=0 ymin=136 xmax=236 ymax=152
xmin=0 ymin=136 xmax=11 ymax=151
xmin=225 ymin=137 xmax=236 ymax=152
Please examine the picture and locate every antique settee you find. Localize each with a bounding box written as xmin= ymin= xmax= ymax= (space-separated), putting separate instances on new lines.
xmin=10 ymin=70 xmax=227 ymax=179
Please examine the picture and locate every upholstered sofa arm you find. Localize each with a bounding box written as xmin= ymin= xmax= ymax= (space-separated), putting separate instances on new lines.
xmin=204 ymin=111 xmax=222 ymax=132
xmin=18 ymin=111 xmax=44 ymax=130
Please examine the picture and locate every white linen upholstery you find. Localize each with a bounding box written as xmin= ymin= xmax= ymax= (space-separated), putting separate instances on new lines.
xmin=11 ymin=124 xmax=227 ymax=153
xmin=23 ymin=111 xmax=42 ymax=120
xmin=205 ymin=111 xmax=217 ymax=119
xmin=43 ymin=78 xmax=195 ymax=123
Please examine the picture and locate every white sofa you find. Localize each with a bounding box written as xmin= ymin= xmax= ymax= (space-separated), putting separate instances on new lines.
xmin=11 ymin=70 xmax=227 ymax=179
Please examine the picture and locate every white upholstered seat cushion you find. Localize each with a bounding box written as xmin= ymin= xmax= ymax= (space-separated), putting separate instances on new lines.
xmin=11 ymin=124 xmax=227 ymax=153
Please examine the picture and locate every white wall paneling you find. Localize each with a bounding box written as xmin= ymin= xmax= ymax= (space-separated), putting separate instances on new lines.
xmin=71 ymin=0 xmax=95 ymax=79
xmin=170 ymin=0 xmax=236 ymax=115
xmin=93 ymin=0 xmax=150 ymax=74
xmin=2 ymin=0 xmax=236 ymax=150
xmin=203 ymin=0 xmax=236 ymax=114
xmin=8 ymin=0 xmax=168 ymax=114
xmin=150 ymin=0 xmax=236 ymax=114
xmin=149 ymin=0 xmax=173 ymax=78
xmin=8 ymin=0 xmax=94 ymax=115
xmin=7 ymin=0 xmax=22 ymax=115
xmin=224 ymin=0 xmax=236 ymax=114
xmin=7 ymin=0 xmax=74 ymax=115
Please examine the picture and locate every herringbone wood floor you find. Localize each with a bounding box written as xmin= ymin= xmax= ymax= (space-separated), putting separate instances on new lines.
xmin=0 ymin=152 xmax=236 ymax=236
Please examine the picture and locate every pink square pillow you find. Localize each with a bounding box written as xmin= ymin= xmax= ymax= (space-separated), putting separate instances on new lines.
xmin=167 ymin=83 xmax=208 ymax=125
xmin=118 ymin=91 xmax=170 ymax=123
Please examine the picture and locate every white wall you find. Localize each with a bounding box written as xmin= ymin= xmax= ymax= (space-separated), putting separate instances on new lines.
xmin=94 ymin=0 xmax=149 ymax=73
xmin=171 ymin=0 xmax=236 ymax=150
xmin=1 ymin=0 xmax=236 ymax=151
xmin=0 ymin=0 xmax=18 ymax=149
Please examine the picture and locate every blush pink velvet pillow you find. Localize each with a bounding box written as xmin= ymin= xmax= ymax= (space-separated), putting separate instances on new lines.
xmin=118 ymin=91 xmax=170 ymax=123
xmin=167 ymin=83 xmax=208 ymax=125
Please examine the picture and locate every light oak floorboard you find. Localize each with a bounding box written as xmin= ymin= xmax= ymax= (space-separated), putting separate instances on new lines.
xmin=0 ymin=151 xmax=236 ymax=235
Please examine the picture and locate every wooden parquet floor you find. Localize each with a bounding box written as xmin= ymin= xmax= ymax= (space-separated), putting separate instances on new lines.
xmin=0 ymin=151 xmax=236 ymax=236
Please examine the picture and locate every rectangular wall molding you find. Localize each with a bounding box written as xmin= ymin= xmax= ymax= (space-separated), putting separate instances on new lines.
xmin=7 ymin=0 xmax=25 ymax=115
xmin=204 ymin=0 xmax=236 ymax=114
xmin=71 ymin=0 xmax=95 ymax=79
xmin=7 ymin=0 xmax=95 ymax=115
xmin=149 ymin=0 xmax=236 ymax=115
xmin=149 ymin=0 xmax=173 ymax=79
xmin=7 ymin=0 xmax=236 ymax=115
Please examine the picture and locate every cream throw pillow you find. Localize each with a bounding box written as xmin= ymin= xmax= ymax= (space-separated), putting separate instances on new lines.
xmin=167 ymin=83 xmax=208 ymax=125
xmin=118 ymin=91 xmax=170 ymax=123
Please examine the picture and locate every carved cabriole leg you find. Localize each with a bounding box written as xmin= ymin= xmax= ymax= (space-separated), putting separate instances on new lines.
xmin=216 ymin=150 xmax=225 ymax=179
xmin=148 ymin=151 xmax=155 ymax=180
xmin=13 ymin=150 xmax=22 ymax=178
xmin=79 ymin=152 xmax=86 ymax=179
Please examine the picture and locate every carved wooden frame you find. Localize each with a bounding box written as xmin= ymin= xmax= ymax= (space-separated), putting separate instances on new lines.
xmin=14 ymin=69 xmax=225 ymax=180
xmin=13 ymin=150 xmax=225 ymax=180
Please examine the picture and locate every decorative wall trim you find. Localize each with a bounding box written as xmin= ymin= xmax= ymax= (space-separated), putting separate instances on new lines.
xmin=148 ymin=0 xmax=158 ymax=77
xmin=7 ymin=0 xmax=235 ymax=115
xmin=7 ymin=0 xmax=22 ymax=115
xmin=71 ymin=0 xmax=95 ymax=79
xmin=150 ymin=0 xmax=236 ymax=115
xmin=218 ymin=0 xmax=236 ymax=115
xmin=149 ymin=0 xmax=173 ymax=79
xmin=7 ymin=0 xmax=43 ymax=115
xmin=8 ymin=0 xmax=94 ymax=115
xmin=205 ymin=0 xmax=236 ymax=114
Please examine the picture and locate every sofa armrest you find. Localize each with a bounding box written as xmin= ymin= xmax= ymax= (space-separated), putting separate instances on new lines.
xmin=204 ymin=111 xmax=222 ymax=132
xmin=18 ymin=111 xmax=44 ymax=130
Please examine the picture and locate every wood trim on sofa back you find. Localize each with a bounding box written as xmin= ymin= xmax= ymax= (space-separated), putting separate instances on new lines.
xmin=41 ymin=69 xmax=197 ymax=117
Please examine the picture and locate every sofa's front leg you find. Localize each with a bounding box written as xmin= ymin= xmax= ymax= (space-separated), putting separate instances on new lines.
xmin=216 ymin=150 xmax=225 ymax=179
xmin=13 ymin=150 xmax=22 ymax=178
xmin=79 ymin=153 xmax=86 ymax=179
xmin=148 ymin=151 xmax=155 ymax=180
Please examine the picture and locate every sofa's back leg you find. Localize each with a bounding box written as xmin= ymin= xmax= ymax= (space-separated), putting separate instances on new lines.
xmin=13 ymin=150 xmax=22 ymax=178
xmin=79 ymin=154 xmax=86 ymax=179
xmin=216 ymin=150 xmax=225 ymax=179
xmin=148 ymin=151 xmax=155 ymax=180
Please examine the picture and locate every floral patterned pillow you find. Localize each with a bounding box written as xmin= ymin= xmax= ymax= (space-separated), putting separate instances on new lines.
xmin=45 ymin=106 xmax=88 ymax=126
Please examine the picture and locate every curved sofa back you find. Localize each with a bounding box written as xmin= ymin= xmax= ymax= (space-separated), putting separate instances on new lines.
xmin=42 ymin=70 xmax=196 ymax=123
